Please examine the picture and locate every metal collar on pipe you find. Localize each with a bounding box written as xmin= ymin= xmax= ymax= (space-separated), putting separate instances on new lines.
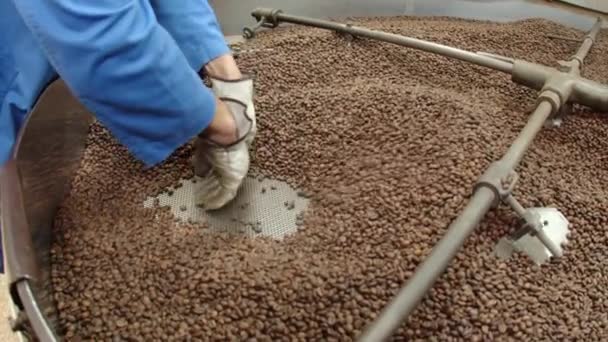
xmin=570 ymin=18 xmax=602 ymax=69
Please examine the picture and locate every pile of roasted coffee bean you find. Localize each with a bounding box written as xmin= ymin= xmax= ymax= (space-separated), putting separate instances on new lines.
xmin=51 ymin=16 xmax=608 ymax=340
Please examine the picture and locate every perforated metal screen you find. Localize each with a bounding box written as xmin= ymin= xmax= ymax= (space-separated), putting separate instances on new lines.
xmin=144 ymin=175 xmax=309 ymax=240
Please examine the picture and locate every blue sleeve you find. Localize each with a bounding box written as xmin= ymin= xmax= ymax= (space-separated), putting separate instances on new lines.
xmin=151 ymin=0 xmax=230 ymax=71
xmin=11 ymin=0 xmax=217 ymax=167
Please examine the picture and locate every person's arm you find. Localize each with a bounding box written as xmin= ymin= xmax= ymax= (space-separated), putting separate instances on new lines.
xmin=12 ymin=0 xmax=216 ymax=167
xmin=150 ymin=0 xmax=230 ymax=72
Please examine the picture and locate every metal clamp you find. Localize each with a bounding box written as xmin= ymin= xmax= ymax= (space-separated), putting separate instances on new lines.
xmin=473 ymin=161 xmax=518 ymax=207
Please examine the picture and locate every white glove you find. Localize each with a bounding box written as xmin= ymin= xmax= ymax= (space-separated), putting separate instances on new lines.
xmin=193 ymin=99 xmax=252 ymax=210
xmin=209 ymin=74 xmax=256 ymax=146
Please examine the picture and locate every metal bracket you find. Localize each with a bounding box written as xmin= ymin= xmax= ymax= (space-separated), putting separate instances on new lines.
xmin=474 ymin=163 xmax=570 ymax=265
xmin=243 ymin=9 xmax=283 ymax=39
xmin=495 ymin=207 xmax=569 ymax=265
xmin=521 ymin=208 xmax=565 ymax=258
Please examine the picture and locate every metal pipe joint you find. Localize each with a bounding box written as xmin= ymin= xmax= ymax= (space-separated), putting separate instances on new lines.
xmin=251 ymin=8 xmax=283 ymax=25
xmin=512 ymin=59 xmax=608 ymax=113
xmin=537 ymin=90 xmax=563 ymax=115
xmin=473 ymin=161 xmax=518 ymax=207
xmin=570 ymin=18 xmax=602 ymax=68
xmin=243 ymin=8 xmax=283 ymax=39
xmin=538 ymin=74 xmax=576 ymax=114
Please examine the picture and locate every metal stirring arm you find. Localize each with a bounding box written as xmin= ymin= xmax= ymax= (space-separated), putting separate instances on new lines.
xmin=246 ymin=8 xmax=515 ymax=74
xmin=247 ymin=9 xmax=607 ymax=112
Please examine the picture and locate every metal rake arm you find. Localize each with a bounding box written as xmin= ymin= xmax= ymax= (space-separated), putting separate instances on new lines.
xmin=248 ymin=8 xmax=514 ymax=74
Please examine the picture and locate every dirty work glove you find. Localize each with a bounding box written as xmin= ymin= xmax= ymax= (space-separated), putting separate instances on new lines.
xmin=208 ymin=74 xmax=256 ymax=147
xmin=193 ymin=98 xmax=252 ymax=210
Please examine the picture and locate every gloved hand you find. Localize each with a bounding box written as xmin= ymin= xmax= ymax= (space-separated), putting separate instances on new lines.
xmin=193 ymin=98 xmax=252 ymax=210
xmin=208 ymin=74 xmax=256 ymax=146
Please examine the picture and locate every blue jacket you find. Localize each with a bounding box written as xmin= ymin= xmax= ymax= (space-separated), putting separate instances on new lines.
xmin=0 ymin=0 xmax=229 ymax=167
